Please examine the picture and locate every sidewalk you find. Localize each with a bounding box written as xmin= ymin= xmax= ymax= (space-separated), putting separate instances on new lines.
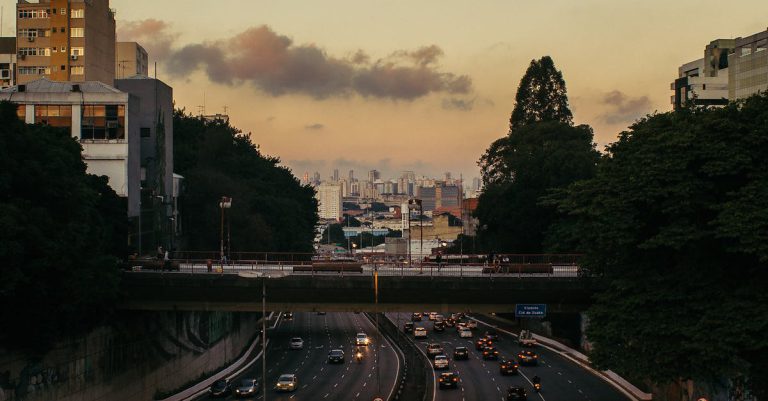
xmin=161 ymin=312 xmax=278 ymax=401
xmin=471 ymin=314 xmax=653 ymax=401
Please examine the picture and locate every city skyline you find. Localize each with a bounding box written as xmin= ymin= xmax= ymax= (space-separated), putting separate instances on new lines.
xmin=1 ymin=0 xmax=766 ymax=180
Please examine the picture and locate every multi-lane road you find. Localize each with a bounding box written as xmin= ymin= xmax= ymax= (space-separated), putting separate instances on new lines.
xmin=195 ymin=312 xmax=399 ymax=400
xmin=194 ymin=311 xmax=629 ymax=401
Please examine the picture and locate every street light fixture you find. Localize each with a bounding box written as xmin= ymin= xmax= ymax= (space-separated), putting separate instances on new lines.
xmin=219 ymin=196 xmax=232 ymax=269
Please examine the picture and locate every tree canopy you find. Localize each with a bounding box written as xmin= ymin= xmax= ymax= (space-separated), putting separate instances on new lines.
xmin=173 ymin=111 xmax=318 ymax=253
xmin=545 ymin=94 xmax=768 ymax=393
xmin=509 ymin=56 xmax=573 ymax=131
xmin=0 ymin=101 xmax=123 ymax=351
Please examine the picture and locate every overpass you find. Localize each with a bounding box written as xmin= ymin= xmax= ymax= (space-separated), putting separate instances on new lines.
xmin=118 ymin=267 xmax=605 ymax=313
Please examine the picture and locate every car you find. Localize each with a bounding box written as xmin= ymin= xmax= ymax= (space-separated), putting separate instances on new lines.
xmin=475 ymin=337 xmax=492 ymax=350
xmin=208 ymin=378 xmax=232 ymax=398
xmin=283 ymin=311 xmax=293 ymax=320
xmin=455 ymin=322 xmax=468 ymax=331
xmin=414 ymin=327 xmax=427 ymax=339
xmin=433 ymin=321 xmax=445 ymax=332
xmin=328 ymin=349 xmax=345 ymax=363
xmin=234 ymin=378 xmax=259 ymax=398
xmin=450 ymin=313 xmax=464 ymax=320
xmin=484 ymin=329 xmax=499 ymax=341
xmin=482 ymin=346 xmax=500 ymax=360
xmin=404 ymin=322 xmax=415 ymax=333
xmin=458 ymin=328 xmax=472 ymax=338
xmin=356 ymin=333 xmax=370 ymax=346
xmin=428 ymin=312 xmax=438 ymax=321
xmin=517 ymin=350 xmax=539 ymax=365
xmin=444 ymin=318 xmax=456 ymax=327
xmin=438 ymin=372 xmax=459 ymax=389
xmin=433 ymin=354 xmax=449 ymax=369
xmin=426 ymin=343 xmax=443 ymax=358
xmin=453 ymin=346 xmax=469 ymax=360
xmin=467 ymin=320 xmax=477 ymax=329
xmin=506 ymin=386 xmax=527 ymax=400
xmin=499 ymin=358 xmax=520 ymax=375
xmin=289 ymin=337 xmax=304 ymax=350
xmin=411 ymin=312 xmax=422 ymax=321
xmin=274 ymin=374 xmax=297 ymax=392
xmin=435 ymin=314 xmax=445 ymax=321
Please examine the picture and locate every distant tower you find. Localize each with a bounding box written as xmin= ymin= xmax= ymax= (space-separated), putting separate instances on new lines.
xmin=349 ymin=169 xmax=354 ymax=181
xmin=332 ymin=168 xmax=339 ymax=182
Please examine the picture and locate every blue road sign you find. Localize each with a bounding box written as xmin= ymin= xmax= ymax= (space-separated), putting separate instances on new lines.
xmin=515 ymin=304 xmax=547 ymax=318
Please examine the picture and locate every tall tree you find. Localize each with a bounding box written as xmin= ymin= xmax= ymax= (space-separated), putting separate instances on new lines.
xmin=545 ymin=94 xmax=768 ymax=395
xmin=0 ymin=101 xmax=122 ymax=351
xmin=174 ymin=111 xmax=318 ymax=253
xmin=509 ymin=56 xmax=573 ymax=131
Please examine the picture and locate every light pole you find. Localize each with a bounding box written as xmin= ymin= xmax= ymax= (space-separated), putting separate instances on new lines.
xmin=219 ymin=196 xmax=232 ymax=269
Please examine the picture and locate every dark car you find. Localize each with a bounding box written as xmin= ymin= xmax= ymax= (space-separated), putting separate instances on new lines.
xmin=208 ymin=378 xmax=232 ymax=397
xmin=411 ymin=312 xmax=422 ymax=321
xmin=404 ymin=322 xmax=415 ymax=333
xmin=453 ymin=346 xmax=469 ymax=360
xmin=475 ymin=337 xmax=492 ymax=350
xmin=482 ymin=346 xmax=499 ymax=360
xmin=284 ymin=311 xmax=293 ymax=320
xmin=433 ymin=321 xmax=445 ymax=332
xmin=438 ymin=372 xmax=459 ymax=389
xmin=328 ymin=349 xmax=345 ymax=363
xmin=484 ymin=329 xmax=500 ymax=341
xmin=507 ymin=386 xmax=527 ymax=400
xmin=233 ymin=378 xmax=259 ymax=398
xmin=444 ymin=318 xmax=456 ymax=327
xmin=517 ymin=350 xmax=539 ymax=365
xmin=499 ymin=358 xmax=519 ymax=375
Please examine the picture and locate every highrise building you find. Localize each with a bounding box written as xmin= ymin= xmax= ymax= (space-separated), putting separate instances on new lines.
xmin=332 ymin=168 xmax=339 ymax=182
xmin=368 ymin=169 xmax=380 ymax=183
xmin=16 ymin=0 xmax=116 ymax=85
xmin=728 ymin=29 xmax=768 ymax=100
xmin=116 ymin=41 xmax=148 ymax=78
xmin=316 ymin=182 xmax=342 ymax=220
xmin=349 ymin=169 xmax=354 ymax=181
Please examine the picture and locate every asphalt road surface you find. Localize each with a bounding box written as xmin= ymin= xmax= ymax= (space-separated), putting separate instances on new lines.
xmin=196 ymin=312 xmax=399 ymax=401
xmin=387 ymin=312 xmax=630 ymax=401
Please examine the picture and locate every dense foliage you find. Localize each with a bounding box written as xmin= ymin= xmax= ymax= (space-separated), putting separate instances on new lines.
xmin=174 ymin=111 xmax=318 ymax=253
xmin=0 ymin=101 xmax=123 ymax=351
xmin=546 ymin=94 xmax=768 ymax=393
xmin=476 ymin=56 xmax=598 ymax=253
xmin=509 ymin=56 xmax=573 ymax=130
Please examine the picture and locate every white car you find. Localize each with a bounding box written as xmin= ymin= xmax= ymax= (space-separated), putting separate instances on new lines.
xmin=356 ymin=333 xmax=370 ymax=346
xmin=459 ymin=328 xmax=473 ymax=338
xmin=414 ymin=327 xmax=428 ymax=339
xmin=289 ymin=337 xmax=304 ymax=350
xmin=433 ymin=354 xmax=449 ymax=369
xmin=466 ymin=320 xmax=477 ymax=330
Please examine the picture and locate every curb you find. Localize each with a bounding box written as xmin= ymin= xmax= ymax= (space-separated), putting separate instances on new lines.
xmin=470 ymin=315 xmax=652 ymax=401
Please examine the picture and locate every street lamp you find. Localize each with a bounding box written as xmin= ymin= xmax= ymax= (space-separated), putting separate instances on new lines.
xmin=219 ymin=196 xmax=232 ymax=269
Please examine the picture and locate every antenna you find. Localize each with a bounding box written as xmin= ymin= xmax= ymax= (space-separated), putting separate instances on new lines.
xmin=154 ymin=62 xmax=157 ymax=79
xmin=223 ymin=105 xmax=229 ymax=115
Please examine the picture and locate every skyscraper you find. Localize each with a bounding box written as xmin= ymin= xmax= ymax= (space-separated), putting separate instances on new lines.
xmin=16 ymin=0 xmax=116 ymax=85
xmin=316 ymin=183 xmax=343 ymax=220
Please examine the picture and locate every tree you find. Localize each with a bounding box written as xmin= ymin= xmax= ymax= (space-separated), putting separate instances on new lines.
xmin=0 ymin=101 xmax=122 ymax=351
xmin=509 ymin=56 xmax=573 ymax=131
xmin=545 ymin=94 xmax=768 ymax=394
xmin=174 ymin=110 xmax=318 ymax=253
xmin=476 ymin=122 xmax=599 ymax=252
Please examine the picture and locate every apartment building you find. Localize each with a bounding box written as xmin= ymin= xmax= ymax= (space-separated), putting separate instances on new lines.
xmin=116 ymin=41 xmax=148 ymax=78
xmin=316 ymin=182 xmax=343 ymax=220
xmin=16 ymin=0 xmax=116 ymax=85
xmin=728 ymin=29 xmax=768 ymax=100
xmin=0 ymin=38 xmax=17 ymax=88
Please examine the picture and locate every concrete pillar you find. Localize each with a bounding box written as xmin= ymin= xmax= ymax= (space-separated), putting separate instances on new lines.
xmin=25 ymin=104 xmax=34 ymax=124
xmin=71 ymin=103 xmax=82 ymax=140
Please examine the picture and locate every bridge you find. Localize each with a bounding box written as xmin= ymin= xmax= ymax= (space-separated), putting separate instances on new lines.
xmin=118 ymin=262 xmax=604 ymax=313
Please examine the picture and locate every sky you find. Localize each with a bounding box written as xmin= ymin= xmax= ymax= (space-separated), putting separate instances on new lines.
xmin=2 ymin=0 xmax=767 ymax=182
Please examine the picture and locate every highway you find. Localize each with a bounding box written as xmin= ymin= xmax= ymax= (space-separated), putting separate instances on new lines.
xmin=195 ymin=312 xmax=398 ymax=401
xmin=387 ymin=312 xmax=630 ymax=401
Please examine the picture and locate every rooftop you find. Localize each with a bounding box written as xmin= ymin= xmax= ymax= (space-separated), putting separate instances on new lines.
xmin=0 ymin=78 xmax=123 ymax=94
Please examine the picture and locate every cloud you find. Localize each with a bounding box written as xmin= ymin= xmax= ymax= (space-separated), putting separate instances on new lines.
xmin=117 ymin=19 xmax=178 ymax=60
xmin=442 ymin=97 xmax=475 ymax=111
xmin=124 ymin=22 xmax=472 ymax=101
xmin=599 ymin=90 xmax=652 ymax=125
xmin=304 ymin=123 xmax=325 ymax=130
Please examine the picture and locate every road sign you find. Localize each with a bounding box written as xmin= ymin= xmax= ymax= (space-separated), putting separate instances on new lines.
xmin=515 ymin=304 xmax=547 ymax=318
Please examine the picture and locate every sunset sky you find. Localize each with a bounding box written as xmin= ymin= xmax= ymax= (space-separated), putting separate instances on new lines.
xmin=2 ymin=1 xmax=767 ymax=182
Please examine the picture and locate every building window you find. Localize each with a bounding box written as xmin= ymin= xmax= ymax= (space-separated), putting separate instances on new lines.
xmin=70 ymin=9 xmax=84 ymax=18
xmin=70 ymin=28 xmax=84 ymax=38
xmin=18 ymin=66 xmax=50 ymax=75
xmin=70 ymin=47 xmax=84 ymax=56
xmin=81 ymin=104 xmax=125 ymax=141
xmin=140 ymin=127 xmax=151 ymax=138
xmin=18 ymin=9 xmax=49 ymax=19
xmin=61 ymin=8 xmax=67 ymax=15
xmin=71 ymin=66 xmax=84 ymax=75
xmin=61 ymin=46 xmax=67 ymax=52
xmin=34 ymin=105 xmax=72 ymax=133
xmin=60 ymin=27 xmax=66 ymax=34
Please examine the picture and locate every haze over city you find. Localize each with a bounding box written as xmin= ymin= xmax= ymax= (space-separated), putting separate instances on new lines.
xmin=2 ymin=0 xmax=766 ymax=181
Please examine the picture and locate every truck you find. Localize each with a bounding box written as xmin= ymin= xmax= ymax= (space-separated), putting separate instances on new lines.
xmin=518 ymin=330 xmax=537 ymax=347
